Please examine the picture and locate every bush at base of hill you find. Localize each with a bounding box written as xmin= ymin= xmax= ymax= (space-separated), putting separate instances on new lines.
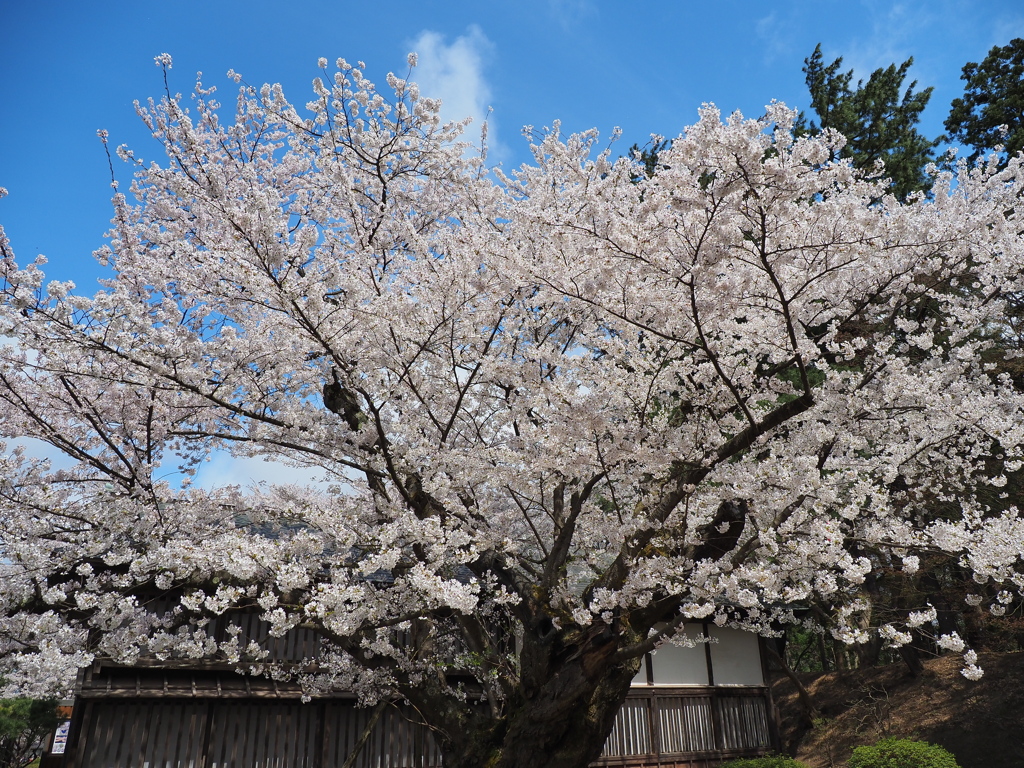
xmin=719 ymin=757 xmax=809 ymax=768
xmin=847 ymin=737 xmax=961 ymax=768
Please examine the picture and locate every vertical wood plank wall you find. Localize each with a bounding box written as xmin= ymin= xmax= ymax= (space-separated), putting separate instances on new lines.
xmin=69 ymin=699 xmax=443 ymax=768
xmin=594 ymin=688 xmax=772 ymax=767
xmin=66 ymin=687 xmax=769 ymax=768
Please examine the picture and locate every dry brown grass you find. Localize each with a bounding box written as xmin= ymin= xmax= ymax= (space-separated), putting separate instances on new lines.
xmin=770 ymin=651 xmax=1024 ymax=768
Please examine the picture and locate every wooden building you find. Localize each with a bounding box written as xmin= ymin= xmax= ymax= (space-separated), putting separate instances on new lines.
xmin=45 ymin=620 xmax=778 ymax=768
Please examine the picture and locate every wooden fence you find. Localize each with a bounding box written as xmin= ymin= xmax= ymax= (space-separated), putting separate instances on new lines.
xmin=597 ymin=687 xmax=772 ymax=767
xmin=66 ymin=698 xmax=442 ymax=768
xmin=59 ymin=654 xmax=774 ymax=768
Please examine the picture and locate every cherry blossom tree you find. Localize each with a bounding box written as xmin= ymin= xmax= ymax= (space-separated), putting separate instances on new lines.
xmin=1 ymin=54 xmax=1023 ymax=768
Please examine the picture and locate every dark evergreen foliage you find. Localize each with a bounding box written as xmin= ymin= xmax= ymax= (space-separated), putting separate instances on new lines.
xmin=799 ymin=44 xmax=940 ymax=200
xmin=0 ymin=699 xmax=59 ymax=768
xmin=628 ymin=138 xmax=670 ymax=182
xmin=945 ymin=38 xmax=1024 ymax=166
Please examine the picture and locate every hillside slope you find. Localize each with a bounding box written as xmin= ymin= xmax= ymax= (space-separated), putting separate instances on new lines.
xmin=770 ymin=651 xmax=1024 ymax=768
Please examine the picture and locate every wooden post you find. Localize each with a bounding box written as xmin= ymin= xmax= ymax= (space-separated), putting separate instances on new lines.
xmin=758 ymin=635 xmax=784 ymax=754
xmin=702 ymin=622 xmax=724 ymax=755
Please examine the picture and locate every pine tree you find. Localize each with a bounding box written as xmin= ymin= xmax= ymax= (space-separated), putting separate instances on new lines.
xmin=800 ymin=44 xmax=940 ymax=200
xmin=945 ymin=38 xmax=1024 ymax=166
xmin=627 ymin=138 xmax=669 ymax=183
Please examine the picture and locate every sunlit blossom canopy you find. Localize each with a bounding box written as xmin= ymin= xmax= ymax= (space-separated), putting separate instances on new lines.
xmin=0 ymin=52 xmax=1021 ymax=768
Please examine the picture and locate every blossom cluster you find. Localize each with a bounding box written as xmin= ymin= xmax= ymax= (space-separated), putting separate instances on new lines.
xmin=1 ymin=57 xmax=1023 ymax=702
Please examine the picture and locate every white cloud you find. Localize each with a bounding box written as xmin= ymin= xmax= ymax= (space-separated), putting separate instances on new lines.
xmin=407 ymin=26 xmax=506 ymax=163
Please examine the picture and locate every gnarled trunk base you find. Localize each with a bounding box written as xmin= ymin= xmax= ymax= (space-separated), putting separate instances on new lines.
xmin=437 ymin=651 xmax=639 ymax=768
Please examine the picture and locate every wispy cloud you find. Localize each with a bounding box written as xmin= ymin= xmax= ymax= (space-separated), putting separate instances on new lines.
xmin=547 ymin=0 xmax=595 ymax=31
xmin=839 ymin=1 xmax=947 ymax=83
xmin=755 ymin=12 xmax=796 ymax=65
xmin=407 ymin=26 xmax=506 ymax=163
xmin=987 ymin=13 xmax=1024 ymax=51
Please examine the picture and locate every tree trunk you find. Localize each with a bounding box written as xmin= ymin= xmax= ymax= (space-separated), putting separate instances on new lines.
xmin=898 ymin=643 xmax=924 ymax=677
xmin=764 ymin=643 xmax=820 ymax=725
xmin=856 ymin=573 xmax=882 ymax=668
xmin=921 ymin=568 xmax=959 ymax=639
xmin=340 ymin=701 xmax=387 ymax=768
xmin=432 ymin=633 xmax=641 ymax=768
xmin=817 ymin=633 xmax=830 ymax=672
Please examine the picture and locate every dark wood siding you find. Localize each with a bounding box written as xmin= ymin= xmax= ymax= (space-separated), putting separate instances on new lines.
xmin=205 ymin=701 xmax=320 ymax=767
xmin=322 ymin=702 xmax=441 ymax=768
xmin=66 ymin=688 xmax=769 ymax=768
xmin=75 ymin=700 xmax=208 ymax=768
xmin=64 ymin=655 xmax=774 ymax=768
xmin=65 ymin=688 xmax=770 ymax=768
xmin=67 ymin=699 xmax=441 ymax=768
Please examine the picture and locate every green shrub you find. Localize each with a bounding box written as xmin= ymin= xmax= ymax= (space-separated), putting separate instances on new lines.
xmin=847 ymin=737 xmax=960 ymax=768
xmin=0 ymin=699 xmax=59 ymax=768
xmin=719 ymin=757 xmax=808 ymax=768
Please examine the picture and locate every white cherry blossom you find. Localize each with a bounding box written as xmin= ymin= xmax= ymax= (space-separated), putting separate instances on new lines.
xmin=1 ymin=57 xmax=1022 ymax=768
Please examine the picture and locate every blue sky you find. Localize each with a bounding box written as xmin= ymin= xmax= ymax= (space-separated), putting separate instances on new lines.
xmin=2 ymin=0 xmax=1022 ymax=293
xmin=1 ymin=0 xmax=1022 ymax=487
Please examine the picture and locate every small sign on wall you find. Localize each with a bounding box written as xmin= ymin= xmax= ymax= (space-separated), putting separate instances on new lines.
xmin=51 ymin=721 xmax=71 ymax=755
